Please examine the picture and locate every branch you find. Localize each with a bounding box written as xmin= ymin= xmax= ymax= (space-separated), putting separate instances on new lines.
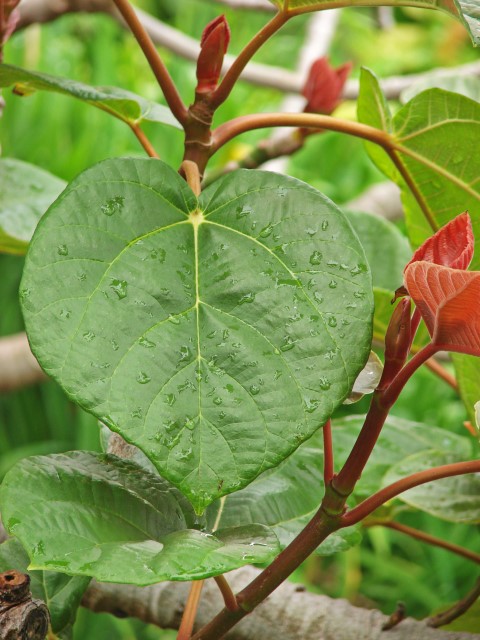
xmin=80 ymin=567 xmax=480 ymax=640
xmin=16 ymin=0 xmax=480 ymax=99
xmin=0 ymin=333 xmax=45 ymax=392
xmin=208 ymin=0 xmax=275 ymax=11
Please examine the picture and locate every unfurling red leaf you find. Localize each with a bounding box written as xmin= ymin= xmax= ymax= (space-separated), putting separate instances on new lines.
xmin=302 ymin=57 xmax=352 ymax=115
xmin=404 ymin=261 xmax=480 ymax=356
xmin=196 ymin=15 xmax=231 ymax=94
xmin=404 ymin=211 xmax=474 ymax=273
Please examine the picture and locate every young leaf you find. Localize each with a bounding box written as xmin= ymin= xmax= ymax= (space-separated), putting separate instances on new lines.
xmin=196 ymin=15 xmax=231 ymax=94
xmin=358 ymin=69 xmax=480 ymax=269
xmin=20 ymin=158 xmax=373 ymax=512
xmin=267 ymin=0 xmax=480 ymax=46
xmin=373 ymin=288 xmax=430 ymax=353
xmin=302 ymin=57 xmax=352 ymax=115
xmin=0 ymin=64 xmax=181 ymax=129
xmin=404 ymin=211 xmax=474 ymax=273
xmin=404 ymin=261 xmax=480 ymax=356
xmin=452 ymin=354 xmax=480 ymax=433
xmin=0 ymin=453 xmax=279 ymax=585
xmin=0 ymin=158 xmax=65 ymax=254
xmin=0 ymin=537 xmax=89 ymax=639
xmin=382 ymin=450 xmax=480 ymax=523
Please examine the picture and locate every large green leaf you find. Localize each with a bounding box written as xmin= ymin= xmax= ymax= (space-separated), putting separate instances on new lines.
xmin=401 ymin=72 xmax=480 ymax=104
xmin=20 ymin=158 xmax=373 ymax=512
xmin=452 ymin=354 xmax=480 ymax=432
xmin=206 ymin=430 xmax=361 ymax=555
xmin=0 ymin=64 xmax=181 ymax=129
xmin=0 ymin=452 xmax=279 ymax=585
xmin=383 ymin=450 xmax=480 ymax=523
xmin=358 ymin=69 xmax=480 ymax=268
xmin=268 ymin=0 xmax=480 ymax=45
xmin=0 ymin=538 xmax=89 ymax=640
xmin=333 ymin=415 xmax=472 ymax=500
xmin=0 ymin=159 xmax=65 ymax=255
xmin=345 ymin=210 xmax=411 ymax=291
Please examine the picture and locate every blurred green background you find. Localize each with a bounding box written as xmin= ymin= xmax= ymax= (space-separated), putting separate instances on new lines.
xmin=1 ymin=1 xmax=479 ymax=637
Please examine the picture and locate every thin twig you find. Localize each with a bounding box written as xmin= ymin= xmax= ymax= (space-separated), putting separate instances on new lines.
xmin=366 ymin=520 xmax=480 ymax=565
xmin=128 ymin=122 xmax=159 ymax=158
xmin=425 ymin=358 xmax=458 ymax=391
xmin=177 ymin=580 xmax=205 ymax=640
xmin=213 ymin=575 xmax=238 ymax=611
xmin=323 ymin=419 xmax=334 ymax=485
xmin=111 ymin=0 xmax=187 ymax=126
xmin=428 ymin=578 xmax=480 ymax=628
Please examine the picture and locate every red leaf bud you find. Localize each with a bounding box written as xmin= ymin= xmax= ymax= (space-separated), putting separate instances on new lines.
xmin=302 ymin=57 xmax=352 ymax=115
xmin=378 ymin=297 xmax=412 ymax=388
xmin=196 ymin=15 xmax=231 ymax=94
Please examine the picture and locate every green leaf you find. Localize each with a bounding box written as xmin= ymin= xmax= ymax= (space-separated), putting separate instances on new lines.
xmin=401 ymin=72 xmax=480 ymax=104
xmin=0 ymin=452 xmax=280 ymax=585
xmin=333 ymin=415 xmax=472 ymax=500
xmin=20 ymin=157 xmax=373 ymax=512
xmin=0 ymin=159 xmax=65 ymax=255
xmin=268 ymin=0 xmax=480 ymax=45
xmin=382 ymin=450 xmax=480 ymax=523
xmin=358 ymin=69 xmax=480 ymax=269
xmin=344 ymin=209 xmax=411 ymax=291
xmin=206 ymin=430 xmax=361 ymax=555
xmin=0 ymin=64 xmax=181 ymax=129
xmin=452 ymin=354 xmax=480 ymax=433
xmin=0 ymin=537 xmax=89 ymax=639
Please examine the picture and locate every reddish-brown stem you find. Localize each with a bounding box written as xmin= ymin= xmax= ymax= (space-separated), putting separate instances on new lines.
xmin=191 ymin=506 xmax=340 ymax=639
xmin=210 ymin=11 xmax=288 ymax=109
xmin=323 ymin=419 xmax=334 ymax=485
xmin=333 ymin=343 xmax=438 ymax=496
xmin=112 ymin=0 xmax=188 ymax=126
xmin=177 ymin=580 xmax=204 ymax=640
xmin=366 ymin=520 xmax=480 ymax=565
xmin=128 ymin=122 xmax=159 ymax=158
xmin=212 ymin=112 xmax=391 ymax=154
xmin=342 ymin=460 xmax=480 ymax=527
xmin=409 ymin=307 xmax=423 ymax=347
xmin=425 ymin=357 xmax=458 ymax=391
xmin=428 ymin=577 xmax=480 ymax=628
xmin=213 ymin=575 xmax=238 ymax=612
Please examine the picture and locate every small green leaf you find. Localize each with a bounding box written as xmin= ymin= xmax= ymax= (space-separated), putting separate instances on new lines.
xmin=0 ymin=159 xmax=65 ymax=255
xmin=0 ymin=64 xmax=181 ymax=129
xmin=268 ymin=0 xmax=480 ymax=45
xmin=0 ymin=537 xmax=89 ymax=638
xmin=0 ymin=452 xmax=280 ymax=585
xmin=382 ymin=450 xmax=480 ymax=523
xmin=345 ymin=209 xmax=411 ymax=291
xmin=452 ymin=353 xmax=480 ymax=433
xmin=21 ymin=157 xmax=373 ymax=512
xmin=206 ymin=430 xmax=361 ymax=555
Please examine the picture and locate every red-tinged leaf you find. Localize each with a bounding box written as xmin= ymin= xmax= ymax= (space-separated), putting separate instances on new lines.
xmin=405 ymin=261 xmax=480 ymax=356
xmin=302 ymin=57 xmax=352 ymax=115
xmin=404 ymin=211 xmax=474 ymax=273
xmin=196 ymin=15 xmax=230 ymax=94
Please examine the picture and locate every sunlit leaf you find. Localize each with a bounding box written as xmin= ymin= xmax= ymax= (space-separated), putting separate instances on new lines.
xmin=0 ymin=453 xmax=279 ymax=585
xmin=0 ymin=537 xmax=89 ymax=639
xmin=20 ymin=157 xmax=373 ymax=512
xmin=405 ymin=261 xmax=480 ymax=355
xmin=0 ymin=64 xmax=181 ymax=129
xmin=383 ymin=450 xmax=480 ymax=523
xmin=0 ymin=159 xmax=65 ymax=255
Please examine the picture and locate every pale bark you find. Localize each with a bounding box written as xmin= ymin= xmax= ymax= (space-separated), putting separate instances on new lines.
xmin=82 ymin=567 xmax=480 ymax=639
xmin=15 ymin=0 xmax=480 ymax=99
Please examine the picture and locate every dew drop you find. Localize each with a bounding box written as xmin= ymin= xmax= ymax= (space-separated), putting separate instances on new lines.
xmin=57 ymin=244 xmax=68 ymax=256
xmin=131 ymin=408 xmax=143 ymax=419
xmin=238 ymin=292 xmax=255 ymax=305
xmin=274 ymin=370 xmax=282 ymax=380
xmin=83 ymin=330 xmax=95 ymax=342
xmin=179 ymin=345 xmax=191 ymax=362
xmin=77 ymin=271 xmax=87 ymax=281
xmin=354 ymin=290 xmax=366 ymax=299
xmin=305 ymin=398 xmax=320 ymax=413
xmin=321 ymin=220 xmax=329 ymax=231
xmin=249 ymin=384 xmax=260 ymax=396
xmin=328 ymin=316 xmax=337 ymax=328
xmin=225 ymin=384 xmax=234 ymax=393
xmin=259 ymin=223 xmax=274 ymax=238
xmin=213 ymin=396 xmax=223 ymax=406
xmin=137 ymin=372 xmax=151 ymax=384
xmin=309 ymin=250 xmax=322 ymax=265
xmin=319 ymin=377 xmax=331 ymax=391
xmin=305 ymin=228 xmax=317 ymax=237
xmin=168 ymin=315 xmax=180 ymax=325
xmin=101 ymin=196 xmax=125 ymax=216
xmin=139 ymin=336 xmax=156 ymax=348
xmin=59 ymin=308 xmax=70 ymax=319
xmin=328 ymin=280 xmax=337 ymax=289
xmin=111 ymin=339 xmax=119 ymax=351
xmin=277 ymin=186 xmax=288 ymax=197
xmin=110 ymin=279 xmax=128 ymax=300
xmin=165 ymin=393 xmax=176 ymax=406
xmin=236 ymin=205 xmax=253 ymax=219
xmin=314 ymin=292 xmax=324 ymax=304
xmin=280 ymin=335 xmax=295 ymax=352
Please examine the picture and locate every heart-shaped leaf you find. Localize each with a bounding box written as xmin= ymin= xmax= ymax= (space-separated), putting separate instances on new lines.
xmin=0 ymin=64 xmax=181 ymax=129
xmin=268 ymin=0 xmax=480 ymax=45
xmin=383 ymin=450 xmax=480 ymax=523
xmin=404 ymin=211 xmax=474 ymax=273
xmin=20 ymin=158 xmax=373 ymax=512
xmin=0 ymin=158 xmax=65 ymax=255
xmin=358 ymin=69 xmax=480 ymax=269
xmin=404 ymin=261 xmax=480 ymax=356
xmin=0 ymin=538 xmax=89 ymax=640
xmin=0 ymin=452 xmax=279 ymax=585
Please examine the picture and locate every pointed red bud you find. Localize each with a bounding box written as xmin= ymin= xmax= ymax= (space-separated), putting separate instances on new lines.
xmin=302 ymin=57 xmax=352 ymax=115
xmin=196 ymin=15 xmax=231 ymax=94
xmin=1 ymin=0 xmax=20 ymax=46
xmin=378 ymin=297 xmax=412 ymax=388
